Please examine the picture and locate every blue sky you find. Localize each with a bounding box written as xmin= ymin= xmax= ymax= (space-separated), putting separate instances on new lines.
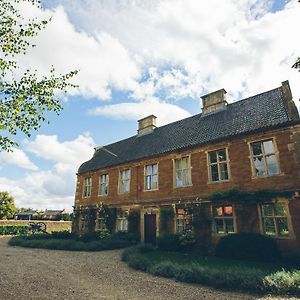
xmin=0 ymin=0 xmax=299 ymax=211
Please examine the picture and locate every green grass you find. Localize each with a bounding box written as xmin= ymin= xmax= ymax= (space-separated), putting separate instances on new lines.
xmin=122 ymin=245 xmax=300 ymax=295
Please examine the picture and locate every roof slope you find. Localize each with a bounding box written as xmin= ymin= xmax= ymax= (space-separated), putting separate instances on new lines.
xmin=78 ymin=86 xmax=299 ymax=174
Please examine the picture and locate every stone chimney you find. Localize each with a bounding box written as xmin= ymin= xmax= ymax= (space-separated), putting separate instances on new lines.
xmin=201 ymin=88 xmax=227 ymax=114
xmin=138 ymin=115 xmax=157 ymax=135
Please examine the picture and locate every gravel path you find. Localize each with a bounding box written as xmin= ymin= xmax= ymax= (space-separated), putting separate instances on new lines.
xmin=0 ymin=238 xmax=297 ymax=300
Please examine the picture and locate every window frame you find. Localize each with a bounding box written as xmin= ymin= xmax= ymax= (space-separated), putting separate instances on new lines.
xmin=98 ymin=173 xmax=109 ymax=196
xmin=144 ymin=163 xmax=159 ymax=191
xmin=175 ymin=206 xmax=193 ymax=234
xmin=173 ymin=155 xmax=192 ymax=188
xmin=212 ymin=204 xmax=236 ymax=236
xmin=258 ymin=202 xmax=294 ymax=239
xmin=82 ymin=177 xmax=92 ymax=198
xmin=116 ymin=210 xmax=129 ymax=232
xmin=248 ymin=138 xmax=280 ymax=178
xmin=207 ymin=147 xmax=230 ymax=183
xmin=119 ymin=169 xmax=131 ymax=194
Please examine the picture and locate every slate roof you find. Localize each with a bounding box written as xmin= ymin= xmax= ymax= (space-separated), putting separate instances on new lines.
xmin=78 ymin=85 xmax=300 ymax=174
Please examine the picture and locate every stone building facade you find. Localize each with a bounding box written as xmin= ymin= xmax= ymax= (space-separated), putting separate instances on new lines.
xmin=73 ymin=81 xmax=300 ymax=253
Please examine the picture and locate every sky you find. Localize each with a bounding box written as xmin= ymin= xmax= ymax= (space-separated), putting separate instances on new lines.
xmin=0 ymin=0 xmax=299 ymax=212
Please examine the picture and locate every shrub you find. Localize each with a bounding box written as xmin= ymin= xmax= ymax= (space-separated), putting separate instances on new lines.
xmin=0 ymin=225 xmax=29 ymax=235
xmin=263 ymin=269 xmax=300 ymax=294
xmin=149 ymin=261 xmax=182 ymax=278
xmin=156 ymin=234 xmax=181 ymax=251
xmin=127 ymin=253 xmax=152 ymax=271
xmin=51 ymin=230 xmax=73 ymax=239
xmin=282 ymin=251 xmax=300 ymax=267
xmin=215 ymin=232 xmax=281 ymax=262
xmin=121 ymin=243 xmax=155 ymax=261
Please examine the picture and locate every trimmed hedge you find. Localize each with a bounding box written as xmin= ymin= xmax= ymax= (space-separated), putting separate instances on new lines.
xmin=0 ymin=225 xmax=29 ymax=235
xmin=8 ymin=231 xmax=138 ymax=251
xmin=122 ymin=245 xmax=300 ymax=295
xmin=215 ymin=233 xmax=281 ymax=262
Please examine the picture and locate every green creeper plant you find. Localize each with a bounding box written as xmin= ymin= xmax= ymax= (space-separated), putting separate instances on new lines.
xmin=0 ymin=0 xmax=78 ymax=151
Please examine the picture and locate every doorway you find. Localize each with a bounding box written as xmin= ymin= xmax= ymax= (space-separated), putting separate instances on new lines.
xmin=144 ymin=214 xmax=156 ymax=243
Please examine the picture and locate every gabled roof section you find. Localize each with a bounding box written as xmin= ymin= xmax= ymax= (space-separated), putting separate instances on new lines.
xmin=78 ymin=83 xmax=300 ymax=174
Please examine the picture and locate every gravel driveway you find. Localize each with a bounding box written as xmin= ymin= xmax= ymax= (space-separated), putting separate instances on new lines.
xmin=0 ymin=237 xmax=296 ymax=300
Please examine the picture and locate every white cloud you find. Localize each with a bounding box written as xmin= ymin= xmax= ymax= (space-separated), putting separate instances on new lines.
xmin=0 ymin=149 xmax=38 ymax=171
xmin=89 ymin=96 xmax=191 ymax=126
xmin=40 ymin=0 xmax=300 ymax=109
xmin=0 ymin=134 xmax=95 ymax=211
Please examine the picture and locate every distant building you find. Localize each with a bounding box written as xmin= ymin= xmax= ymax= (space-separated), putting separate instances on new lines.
xmin=73 ymin=81 xmax=300 ymax=253
xmin=42 ymin=209 xmax=68 ymax=220
xmin=15 ymin=210 xmax=38 ymax=220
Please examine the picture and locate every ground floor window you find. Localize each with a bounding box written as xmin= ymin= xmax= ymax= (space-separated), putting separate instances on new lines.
xmin=79 ymin=213 xmax=88 ymax=231
xmin=116 ymin=210 xmax=129 ymax=232
xmin=260 ymin=203 xmax=290 ymax=237
xmin=176 ymin=207 xmax=193 ymax=233
xmin=212 ymin=205 xmax=235 ymax=234
xmin=96 ymin=217 xmax=106 ymax=230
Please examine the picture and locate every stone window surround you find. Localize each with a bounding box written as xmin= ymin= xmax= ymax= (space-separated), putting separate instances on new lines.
xmin=144 ymin=162 xmax=159 ymax=191
xmin=98 ymin=173 xmax=109 ymax=196
xmin=82 ymin=177 xmax=92 ymax=198
xmin=206 ymin=147 xmax=231 ymax=184
xmin=257 ymin=199 xmax=295 ymax=239
xmin=172 ymin=154 xmax=193 ymax=188
xmin=118 ymin=169 xmax=131 ymax=194
xmin=247 ymin=137 xmax=281 ymax=179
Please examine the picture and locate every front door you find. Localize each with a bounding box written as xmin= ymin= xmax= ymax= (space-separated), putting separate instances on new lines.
xmin=144 ymin=214 xmax=156 ymax=243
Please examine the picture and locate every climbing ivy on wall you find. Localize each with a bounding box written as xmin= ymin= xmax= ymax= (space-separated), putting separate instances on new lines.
xmin=208 ymin=189 xmax=293 ymax=204
xmin=99 ymin=204 xmax=116 ymax=233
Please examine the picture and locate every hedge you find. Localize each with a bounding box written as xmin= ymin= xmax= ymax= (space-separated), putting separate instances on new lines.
xmin=0 ymin=225 xmax=29 ymax=235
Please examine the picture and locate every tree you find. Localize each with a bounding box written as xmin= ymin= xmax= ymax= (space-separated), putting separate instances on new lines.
xmin=0 ymin=0 xmax=78 ymax=151
xmin=0 ymin=191 xmax=16 ymax=219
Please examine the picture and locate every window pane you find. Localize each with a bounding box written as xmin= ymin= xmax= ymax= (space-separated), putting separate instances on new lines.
xmin=262 ymin=205 xmax=273 ymax=216
xmin=277 ymin=218 xmax=289 ymax=236
xmin=175 ymin=159 xmax=181 ymax=170
xmin=266 ymin=155 xmax=279 ymax=175
xmin=176 ymin=170 xmax=183 ymax=186
xmin=211 ymin=164 xmax=219 ymax=181
xmin=209 ymin=151 xmax=217 ymax=163
xmin=220 ymin=163 xmax=229 ymax=180
xmin=182 ymin=157 xmax=189 ymax=169
xmin=152 ymin=164 xmax=158 ymax=174
xmin=225 ymin=219 xmax=234 ymax=233
xmin=263 ymin=140 xmax=274 ymax=154
xmin=264 ymin=218 xmax=276 ymax=235
xmin=252 ymin=142 xmax=263 ymax=156
xmin=253 ymin=156 xmax=266 ymax=176
xmin=218 ymin=149 xmax=227 ymax=162
xmin=125 ymin=180 xmax=130 ymax=192
xmin=146 ymin=165 xmax=152 ymax=175
xmin=215 ymin=219 xmax=224 ymax=234
xmin=274 ymin=204 xmax=287 ymax=217
xmin=182 ymin=169 xmax=190 ymax=185
xmin=214 ymin=206 xmax=223 ymax=217
xmin=146 ymin=175 xmax=151 ymax=190
xmin=152 ymin=175 xmax=158 ymax=189
xmin=224 ymin=206 xmax=233 ymax=216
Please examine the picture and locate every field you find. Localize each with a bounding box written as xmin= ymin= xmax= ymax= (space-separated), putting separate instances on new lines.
xmin=0 ymin=220 xmax=71 ymax=233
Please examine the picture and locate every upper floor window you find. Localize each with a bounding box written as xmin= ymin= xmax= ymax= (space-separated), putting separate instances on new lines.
xmin=208 ymin=148 xmax=229 ymax=182
xmin=119 ymin=169 xmax=130 ymax=193
xmin=83 ymin=177 xmax=92 ymax=198
xmin=213 ymin=205 xmax=235 ymax=235
xmin=260 ymin=203 xmax=290 ymax=237
xmin=98 ymin=174 xmax=109 ymax=196
xmin=250 ymin=139 xmax=279 ymax=177
xmin=174 ymin=156 xmax=191 ymax=187
xmin=176 ymin=207 xmax=193 ymax=233
xmin=145 ymin=163 xmax=158 ymax=190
